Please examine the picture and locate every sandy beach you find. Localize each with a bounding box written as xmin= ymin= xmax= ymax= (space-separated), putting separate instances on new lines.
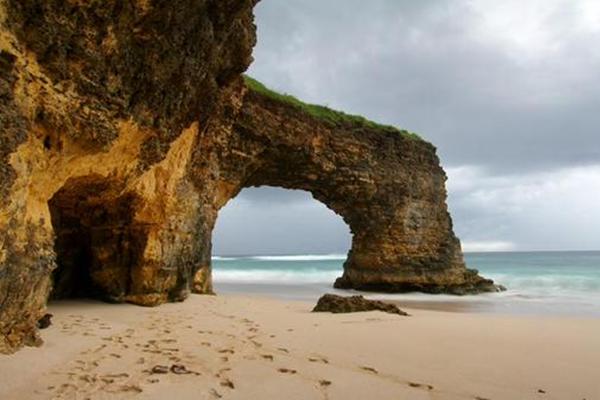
xmin=0 ymin=295 xmax=598 ymax=400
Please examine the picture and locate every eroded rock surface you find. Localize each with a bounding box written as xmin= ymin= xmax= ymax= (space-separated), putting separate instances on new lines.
xmin=0 ymin=0 xmax=258 ymax=353
xmin=312 ymin=294 xmax=409 ymax=316
xmin=232 ymin=90 xmax=498 ymax=296
xmin=0 ymin=0 xmax=497 ymax=353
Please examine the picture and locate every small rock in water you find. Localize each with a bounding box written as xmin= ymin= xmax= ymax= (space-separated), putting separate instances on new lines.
xmin=312 ymin=294 xmax=409 ymax=316
xmin=37 ymin=313 xmax=53 ymax=329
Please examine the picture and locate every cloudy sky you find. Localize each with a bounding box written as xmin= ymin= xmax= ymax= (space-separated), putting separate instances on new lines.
xmin=213 ymin=0 xmax=600 ymax=255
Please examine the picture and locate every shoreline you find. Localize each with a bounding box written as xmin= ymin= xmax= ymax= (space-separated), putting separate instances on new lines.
xmin=215 ymin=281 xmax=600 ymax=318
xmin=1 ymin=294 xmax=599 ymax=400
xmin=211 ymin=250 xmax=600 ymax=318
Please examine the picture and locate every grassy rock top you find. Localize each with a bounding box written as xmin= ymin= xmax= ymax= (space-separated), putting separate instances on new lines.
xmin=244 ymin=76 xmax=421 ymax=141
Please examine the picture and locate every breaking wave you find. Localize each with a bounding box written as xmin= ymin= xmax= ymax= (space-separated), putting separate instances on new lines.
xmin=212 ymin=254 xmax=347 ymax=261
xmin=213 ymin=269 xmax=339 ymax=284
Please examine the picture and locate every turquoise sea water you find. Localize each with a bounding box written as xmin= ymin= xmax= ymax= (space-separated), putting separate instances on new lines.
xmin=212 ymin=251 xmax=600 ymax=316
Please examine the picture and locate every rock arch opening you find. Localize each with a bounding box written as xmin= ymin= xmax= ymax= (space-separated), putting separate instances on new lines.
xmin=48 ymin=176 xmax=148 ymax=302
xmin=210 ymin=186 xmax=352 ymax=291
xmin=213 ymin=186 xmax=351 ymax=257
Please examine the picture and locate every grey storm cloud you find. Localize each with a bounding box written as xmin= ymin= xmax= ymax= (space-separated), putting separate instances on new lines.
xmin=212 ymin=0 xmax=600 ymax=255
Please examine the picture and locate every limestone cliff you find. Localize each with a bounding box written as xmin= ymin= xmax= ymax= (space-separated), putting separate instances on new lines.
xmin=0 ymin=0 xmax=497 ymax=354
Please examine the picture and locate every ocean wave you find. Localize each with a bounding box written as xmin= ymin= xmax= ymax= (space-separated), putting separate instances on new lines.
xmin=213 ymin=267 xmax=600 ymax=293
xmin=250 ymin=254 xmax=347 ymax=261
xmin=212 ymin=254 xmax=347 ymax=261
xmin=213 ymin=269 xmax=339 ymax=284
xmin=485 ymin=273 xmax=600 ymax=294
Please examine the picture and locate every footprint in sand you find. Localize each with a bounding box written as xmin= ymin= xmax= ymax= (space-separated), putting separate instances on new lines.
xmin=408 ymin=382 xmax=434 ymax=390
xmin=360 ymin=366 xmax=378 ymax=374
xmin=119 ymin=384 xmax=143 ymax=393
xmin=103 ymin=373 xmax=130 ymax=379
xmin=79 ymin=374 xmax=97 ymax=383
xmin=277 ymin=347 xmax=289 ymax=353
xmin=277 ymin=368 xmax=297 ymax=374
xmin=220 ymin=378 xmax=235 ymax=389
xmin=170 ymin=364 xmax=194 ymax=375
xmin=150 ymin=365 xmax=170 ymax=374
xmin=308 ymin=356 xmax=329 ymax=364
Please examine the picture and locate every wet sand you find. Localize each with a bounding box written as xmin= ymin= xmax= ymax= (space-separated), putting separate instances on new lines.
xmin=0 ymin=294 xmax=599 ymax=400
xmin=388 ymin=299 xmax=494 ymax=313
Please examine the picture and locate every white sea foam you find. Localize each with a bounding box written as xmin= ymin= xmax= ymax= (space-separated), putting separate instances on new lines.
xmin=250 ymin=254 xmax=347 ymax=261
xmin=213 ymin=269 xmax=339 ymax=284
xmin=212 ymin=254 xmax=347 ymax=261
xmin=485 ymin=274 xmax=600 ymax=294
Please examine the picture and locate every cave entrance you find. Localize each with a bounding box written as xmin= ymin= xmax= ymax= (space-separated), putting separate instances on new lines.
xmin=211 ymin=187 xmax=351 ymax=294
xmin=48 ymin=176 xmax=147 ymax=302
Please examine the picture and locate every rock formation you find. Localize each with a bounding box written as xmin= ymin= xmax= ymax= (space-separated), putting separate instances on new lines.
xmin=312 ymin=294 xmax=409 ymax=316
xmin=0 ymin=0 xmax=498 ymax=353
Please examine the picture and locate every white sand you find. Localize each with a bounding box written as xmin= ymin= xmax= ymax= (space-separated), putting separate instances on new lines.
xmin=1 ymin=294 xmax=599 ymax=400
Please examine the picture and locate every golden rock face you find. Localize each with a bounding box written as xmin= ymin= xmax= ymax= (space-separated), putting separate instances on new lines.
xmin=0 ymin=0 xmax=496 ymax=354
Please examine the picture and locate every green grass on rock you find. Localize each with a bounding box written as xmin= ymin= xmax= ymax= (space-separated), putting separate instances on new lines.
xmin=244 ymin=76 xmax=421 ymax=140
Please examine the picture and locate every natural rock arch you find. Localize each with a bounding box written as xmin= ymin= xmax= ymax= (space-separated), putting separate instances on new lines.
xmin=192 ymin=88 xmax=497 ymax=295
xmin=0 ymin=0 xmax=497 ymax=353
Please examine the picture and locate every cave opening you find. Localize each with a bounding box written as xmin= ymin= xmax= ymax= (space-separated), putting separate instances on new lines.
xmin=211 ymin=186 xmax=352 ymax=294
xmin=47 ymin=176 xmax=147 ymax=302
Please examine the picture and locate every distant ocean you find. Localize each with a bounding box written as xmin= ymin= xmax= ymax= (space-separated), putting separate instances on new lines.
xmin=212 ymin=251 xmax=600 ymax=316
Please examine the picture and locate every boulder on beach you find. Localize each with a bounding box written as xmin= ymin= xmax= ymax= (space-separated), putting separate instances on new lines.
xmin=312 ymin=294 xmax=409 ymax=316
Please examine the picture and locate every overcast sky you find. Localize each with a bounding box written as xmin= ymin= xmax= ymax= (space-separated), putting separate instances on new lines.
xmin=213 ymin=0 xmax=600 ymax=255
